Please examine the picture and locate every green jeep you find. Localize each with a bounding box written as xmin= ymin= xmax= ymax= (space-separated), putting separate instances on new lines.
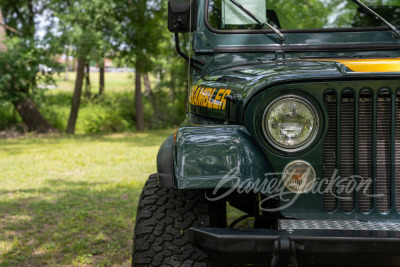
xmin=132 ymin=0 xmax=400 ymax=266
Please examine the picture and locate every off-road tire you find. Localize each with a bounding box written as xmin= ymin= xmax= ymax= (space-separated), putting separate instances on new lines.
xmin=132 ymin=174 xmax=226 ymax=267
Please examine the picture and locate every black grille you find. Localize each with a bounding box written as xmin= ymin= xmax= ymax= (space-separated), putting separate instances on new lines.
xmin=323 ymin=89 xmax=399 ymax=213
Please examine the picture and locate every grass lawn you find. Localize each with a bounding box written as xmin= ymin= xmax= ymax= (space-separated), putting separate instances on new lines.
xmin=0 ymin=130 xmax=174 ymax=266
xmin=53 ymin=72 xmax=159 ymax=93
xmin=53 ymin=72 xmax=138 ymax=93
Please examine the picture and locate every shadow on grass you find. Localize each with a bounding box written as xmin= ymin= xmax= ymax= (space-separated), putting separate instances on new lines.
xmin=0 ymin=178 xmax=145 ymax=266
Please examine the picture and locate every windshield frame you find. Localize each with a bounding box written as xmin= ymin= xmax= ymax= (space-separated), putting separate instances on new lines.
xmin=204 ymin=0 xmax=400 ymax=34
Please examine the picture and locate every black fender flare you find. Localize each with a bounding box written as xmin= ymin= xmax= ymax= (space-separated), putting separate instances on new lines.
xmin=157 ymin=134 xmax=176 ymax=188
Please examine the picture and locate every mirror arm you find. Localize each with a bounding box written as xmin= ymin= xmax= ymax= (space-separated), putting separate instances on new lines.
xmin=173 ymin=27 xmax=204 ymax=72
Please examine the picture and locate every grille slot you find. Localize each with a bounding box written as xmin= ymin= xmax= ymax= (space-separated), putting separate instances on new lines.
xmin=358 ymin=94 xmax=373 ymax=212
xmin=323 ymin=93 xmax=337 ymax=212
xmin=396 ymin=94 xmax=400 ymax=211
xmin=340 ymin=94 xmax=355 ymax=212
xmin=376 ymin=92 xmax=391 ymax=212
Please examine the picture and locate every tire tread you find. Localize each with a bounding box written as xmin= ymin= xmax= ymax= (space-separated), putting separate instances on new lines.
xmin=133 ymin=174 xmax=221 ymax=267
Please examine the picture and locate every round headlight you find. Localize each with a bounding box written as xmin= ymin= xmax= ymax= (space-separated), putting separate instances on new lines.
xmin=282 ymin=161 xmax=316 ymax=193
xmin=263 ymin=95 xmax=318 ymax=152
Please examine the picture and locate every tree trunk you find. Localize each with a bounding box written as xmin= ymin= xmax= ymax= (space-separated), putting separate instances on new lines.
xmin=13 ymin=98 xmax=57 ymax=133
xmin=135 ymin=68 xmax=144 ymax=131
xmin=64 ymin=48 xmax=69 ymax=81
xmin=84 ymin=63 xmax=91 ymax=98
xmin=27 ymin=0 xmax=35 ymax=37
xmin=159 ymin=70 xmax=163 ymax=81
xmin=0 ymin=8 xmax=7 ymax=51
xmin=65 ymin=62 xmax=69 ymax=81
xmin=170 ymin=68 xmax=176 ymax=101
xmin=66 ymin=57 xmax=86 ymax=134
xmin=143 ymin=73 xmax=151 ymax=96
xmin=144 ymin=72 xmax=163 ymax=127
xmin=99 ymin=59 xmax=105 ymax=95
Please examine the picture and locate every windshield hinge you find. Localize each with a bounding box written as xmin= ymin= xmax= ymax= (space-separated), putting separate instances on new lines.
xmin=195 ymin=49 xmax=214 ymax=54
xmin=275 ymin=51 xmax=285 ymax=65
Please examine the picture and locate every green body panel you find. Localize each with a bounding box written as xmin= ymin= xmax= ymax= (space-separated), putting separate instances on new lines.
xmin=169 ymin=0 xmax=400 ymax=219
xmin=174 ymin=121 xmax=273 ymax=189
xmin=190 ymin=58 xmax=400 ymax=121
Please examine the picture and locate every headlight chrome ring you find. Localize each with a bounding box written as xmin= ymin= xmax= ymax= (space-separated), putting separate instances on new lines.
xmin=262 ymin=95 xmax=319 ymax=153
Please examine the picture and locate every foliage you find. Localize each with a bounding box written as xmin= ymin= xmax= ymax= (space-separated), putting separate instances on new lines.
xmin=37 ymin=88 xmax=134 ymax=134
xmin=209 ymin=0 xmax=363 ymax=29
xmin=79 ymin=96 xmax=132 ymax=133
xmin=52 ymin=0 xmax=121 ymax=60
xmin=113 ymin=0 xmax=167 ymax=72
xmin=0 ymin=38 xmax=58 ymax=103
xmin=266 ymin=0 xmax=354 ymax=29
xmin=0 ymin=102 xmax=20 ymax=131
xmin=7 ymin=72 xmax=186 ymax=134
xmin=0 ymin=0 xmax=190 ymax=133
xmin=0 ymin=0 xmax=50 ymax=38
xmin=152 ymin=60 xmax=189 ymax=128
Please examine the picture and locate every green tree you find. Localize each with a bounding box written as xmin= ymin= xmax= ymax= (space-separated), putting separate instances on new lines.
xmin=52 ymin=0 xmax=121 ymax=133
xmin=114 ymin=0 xmax=167 ymax=131
xmin=0 ymin=38 xmax=58 ymax=133
xmin=0 ymin=0 xmax=58 ymax=133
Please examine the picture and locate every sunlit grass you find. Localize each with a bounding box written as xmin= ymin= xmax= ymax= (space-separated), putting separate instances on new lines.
xmin=52 ymin=72 xmax=158 ymax=93
xmin=0 ymin=130 xmax=174 ymax=266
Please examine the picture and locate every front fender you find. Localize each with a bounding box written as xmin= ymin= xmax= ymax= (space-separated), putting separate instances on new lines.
xmin=174 ymin=125 xmax=273 ymax=189
xmin=157 ymin=134 xmax=176 ymax=188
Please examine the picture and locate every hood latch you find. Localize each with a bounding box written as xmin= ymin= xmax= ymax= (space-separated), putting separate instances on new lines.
xmin=275 ymin=50 xmax=285 ymax=65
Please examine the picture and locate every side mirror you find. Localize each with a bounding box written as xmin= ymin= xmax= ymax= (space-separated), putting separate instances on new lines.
xmin=168 ymin=0 xmax=198 ymax=33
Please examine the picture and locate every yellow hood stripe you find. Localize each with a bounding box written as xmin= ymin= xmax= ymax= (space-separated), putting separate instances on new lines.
xmin=316 ymin=58 xmax=400 ymax=73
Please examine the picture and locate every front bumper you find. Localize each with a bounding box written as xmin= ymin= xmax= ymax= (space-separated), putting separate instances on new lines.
xmin=189 ymin=227 xmax=400 ymax=266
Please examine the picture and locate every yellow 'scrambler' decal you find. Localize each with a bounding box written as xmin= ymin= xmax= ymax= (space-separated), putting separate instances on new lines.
xmin=317 ymin=58 xmax=400 ymax=73
xmin=189 ymin=86 xmax=232 ymax=110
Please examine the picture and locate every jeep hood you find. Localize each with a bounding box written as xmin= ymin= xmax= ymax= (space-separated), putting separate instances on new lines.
xmin=189 ymin=58 xmax=400 ymax=121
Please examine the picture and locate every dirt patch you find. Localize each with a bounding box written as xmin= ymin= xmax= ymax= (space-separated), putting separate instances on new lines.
xmin=0 ymin=125 xmax=61 ymax=139
xmin=0 ymin=126 xmax=27 ymax=139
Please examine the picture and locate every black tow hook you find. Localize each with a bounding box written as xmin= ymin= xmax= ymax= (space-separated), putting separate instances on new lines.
xmin=271 ymin=237 xmax=298 ymax=267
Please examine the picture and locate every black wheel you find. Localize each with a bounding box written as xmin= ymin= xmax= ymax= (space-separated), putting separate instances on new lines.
xmin=132 ymin=174 xmax=226 ymax=267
